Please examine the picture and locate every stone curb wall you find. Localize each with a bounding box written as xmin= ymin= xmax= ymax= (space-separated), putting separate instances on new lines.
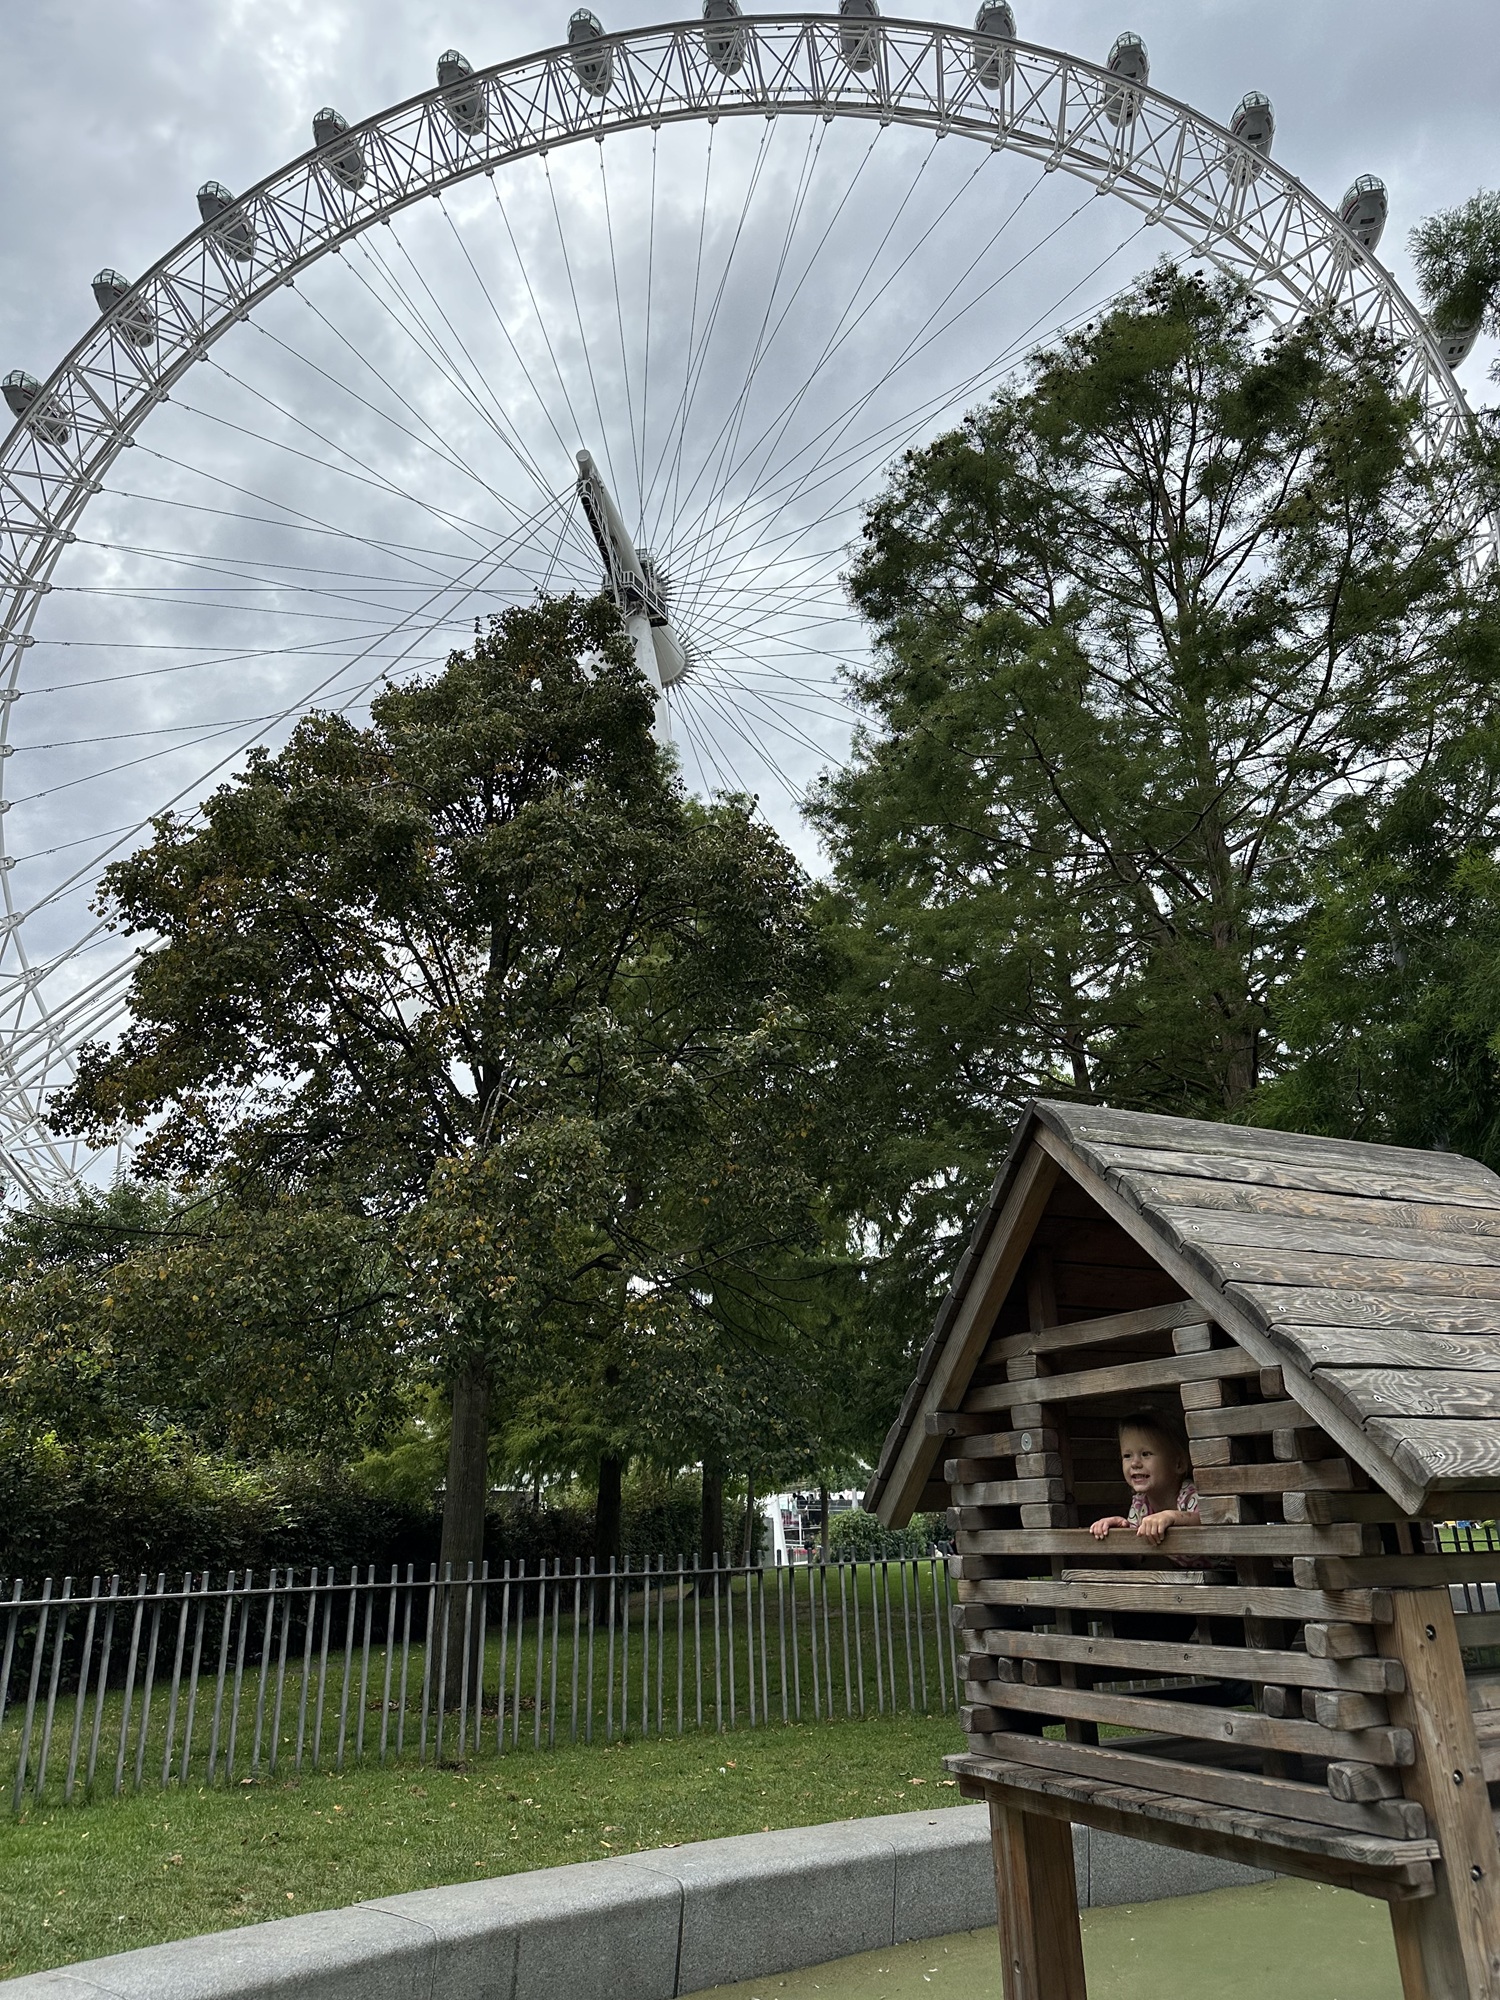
xmin=4 ymin=1808 xmax=1269 ymax=2000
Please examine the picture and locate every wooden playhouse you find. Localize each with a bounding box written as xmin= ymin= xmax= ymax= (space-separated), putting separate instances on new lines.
xmin=865 ymin=1101 xmax=1500 ymax=2000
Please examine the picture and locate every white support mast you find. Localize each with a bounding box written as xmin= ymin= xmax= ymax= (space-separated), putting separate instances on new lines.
xmin=576 ymin=449 xmax=688 ymax=743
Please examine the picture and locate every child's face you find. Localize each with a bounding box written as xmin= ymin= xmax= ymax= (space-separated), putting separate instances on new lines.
xmin=1120 ymin=1427 xmax=1180 ymax=1497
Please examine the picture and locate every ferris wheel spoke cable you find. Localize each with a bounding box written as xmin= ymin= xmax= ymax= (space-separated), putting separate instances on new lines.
xmin=543 ymin=155 xmax=629 ymax=512
xmin=146 ymin=401 xmax=521 ymax=572
xmin=673 ymin=696 xmax=738 ymax=800
xmin=659 ymin=138 xmax=1017 ymax=584
xmin=349 ymin=228 xmax=598 ymax=577
xmin=653 ymin=122 xmax=777 ymax=553
xmin=249 ymin=306 xmax=561 ymax=546
xmin=679 ymin=677 xmax=785 ymax=799
xmin=653 ymin=122 xmax=955 ymax=569
xmin=668 ymin=179 xmax=1093 ymax=612
xmin=98 ymin=479 xmax=515 ymax=583
xmin=686 ymin=676 xmax=807 ymax=804
xmin=597 ymin=143 xmax=646 ymax=530
xmin=480 ymin=181 xmax=603 ymax=492
xmin=10 ymin=490 xmax=575 ymax=918
xmin=672 ymin=176 xmax=1109 ymax=577
xmin=671 ymin=116 xmax=863 ymax=593
xmin=670 ymin=218 xmax=1146 ymax=629
xmin=431 ymin=202 xmax=591 ymax=514
xmin=374 ymin=218 xmax=563 ymax=496
xmin=638 ymin=131 xmax=659 ymax=530
xmin=637 ymin=121 xmax=716 ymax=540
xmin=195 ymin=353 xmax=565 ymax=571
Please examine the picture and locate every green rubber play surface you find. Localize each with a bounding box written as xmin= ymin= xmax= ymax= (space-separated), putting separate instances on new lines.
xmin=687 ymin=1878 xmax=1403 ymax=1999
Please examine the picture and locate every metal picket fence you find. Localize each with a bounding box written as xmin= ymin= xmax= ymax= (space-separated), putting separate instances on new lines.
xmin=0 ymin=1553 xmax=960 ymax=1811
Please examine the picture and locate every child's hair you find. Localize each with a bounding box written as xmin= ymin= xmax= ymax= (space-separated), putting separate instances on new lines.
xmin=1117 ymin=1407 xmax=1190 ymax=1467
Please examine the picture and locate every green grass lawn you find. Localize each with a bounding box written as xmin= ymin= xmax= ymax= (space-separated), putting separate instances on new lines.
xmin=0 ymin=1709 xmax=967 ymax=1981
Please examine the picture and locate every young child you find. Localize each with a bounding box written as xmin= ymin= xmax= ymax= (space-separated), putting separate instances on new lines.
xmin=1088 ymin=1407 xmax=1199 ymax=1545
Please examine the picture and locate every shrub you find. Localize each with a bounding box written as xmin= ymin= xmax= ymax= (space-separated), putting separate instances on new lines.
xmin=827 ymin=1506 xmax=943 ymax=1560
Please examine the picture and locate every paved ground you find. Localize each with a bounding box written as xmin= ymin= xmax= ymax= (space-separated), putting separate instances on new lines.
xmin=687 ymin=1878 xmax=1404 ymax=1999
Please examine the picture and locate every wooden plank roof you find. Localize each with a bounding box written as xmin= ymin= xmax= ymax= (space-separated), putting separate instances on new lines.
xmin=865 ymin=1100 xmax=1500 ymax=1523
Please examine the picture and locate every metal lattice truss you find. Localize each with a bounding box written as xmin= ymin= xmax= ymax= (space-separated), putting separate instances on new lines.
xmin=0 ymin=13 xmax=1483 ymax=1199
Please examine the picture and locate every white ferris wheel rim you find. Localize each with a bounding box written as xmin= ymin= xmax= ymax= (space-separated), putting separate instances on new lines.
xmin=0 ymin=11 xmax=1485 ymax=1200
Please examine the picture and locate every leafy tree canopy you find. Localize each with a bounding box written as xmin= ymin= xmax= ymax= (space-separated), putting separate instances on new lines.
xmin=54 ymin=596 xmax=848 ymax=1564
xmin=811 ymin=264 xmax=1499 ymax=1312
xmin=1410 ymin=189 xmax=1500 ymax=367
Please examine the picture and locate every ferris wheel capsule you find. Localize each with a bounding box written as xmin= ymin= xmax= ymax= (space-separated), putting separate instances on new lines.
xmin=1226 ymin=91 xmax=1274 ymax=183
xmin=313 ymin=108 xmax=366 ymax=191
xmin=1339 ymin=175 xmax=1388 ymax=253
xmin=1433 ymin=316 xmax=1482 ymax=369
xmin=91 ymin=268 xmax=156 ymax=347
xmin=702 ymin=0 xmax=748 ymax=77
xmin=2 ymin=370 xmax=69 ymax=446
xmin=1103 ymin=32 xmax=1148 ymax=126
xmin=569 ymin=11 xmax=614 ymax=96
xmin=437 ymin=50 xmax=487 ymax=135
xmin=839 ymin=0 xmax=881 ymax=75
xmin=197 ymin=182 xmax=257 ymax=261
xmin=970 ymin=3 xmax=1015 ymax=91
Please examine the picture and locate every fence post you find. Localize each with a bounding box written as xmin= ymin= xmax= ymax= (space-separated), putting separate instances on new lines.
xmin=570 ymin=1558 xmax=582 ymax=1746
xmin=13 ymin=1577 xmax=54 ymax=1811
xmin=379 ymin=1563 xmax=399 ymax=1764
xmin=586 ymin=1557 xmax=597 ymax=1745
xmin=268 ymin=1568 xmax=293 ymax=1777
xmin=65 ymin=1577 xmax=103 ymax=1803
xmin=252 ymin=1568 xmax=280 ymax=1771
xmin=161 ymin=1571 xmax=193 ymax=1788
xmin=35 ymin=1576 xmax=75 ymax=1801
xmin=226 ymin=1570 xmax=253 ymax=1781
xmin=549 ymin=1561 xmax=561 ymax=1750
xmin=86 ymin=1575 xmax=120 ymax=1795
xmin=115 ymin=1573 xmax=148 ymax=1797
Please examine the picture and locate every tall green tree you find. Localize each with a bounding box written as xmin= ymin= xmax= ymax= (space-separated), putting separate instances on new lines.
xmin=810 ymin=264 xmax=1497 ymax=1311
xmin=0 ymin=1183 xmax=399 ymax=1458
xmin=1410 ymin=188 xmax=1500 ymax=383
xmin=55 ymin=596 xmax=841 ymax=1575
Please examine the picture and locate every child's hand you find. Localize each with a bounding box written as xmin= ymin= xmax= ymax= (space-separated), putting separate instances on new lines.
xmin=1135 ymin=1510 xmax=1177 ymax=1543
xmin=1089 ymin=1516 xmax=1127 ymax=1540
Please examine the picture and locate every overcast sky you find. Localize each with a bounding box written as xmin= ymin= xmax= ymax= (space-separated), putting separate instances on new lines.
xmin=0 ymin=1 xmax=1496 ymax=1137
xmin=3 ymin=0 xmax=1497 ymax=372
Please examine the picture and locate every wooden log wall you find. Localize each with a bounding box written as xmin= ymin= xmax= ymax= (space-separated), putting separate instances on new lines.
xmin=943 ymin=1289 xmax=1500 ymax=1906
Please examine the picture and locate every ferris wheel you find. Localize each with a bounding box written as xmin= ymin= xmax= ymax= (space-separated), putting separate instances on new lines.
xmin=0 ymin=7 xmax=1486 ymax=1200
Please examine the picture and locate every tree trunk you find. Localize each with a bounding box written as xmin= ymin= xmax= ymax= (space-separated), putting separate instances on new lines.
xmin=438 ymin=1359 xmax=491 ymax=1745
xmin=819 ymin=1481 xmax=830 ymax=1562
xmin=700 ymin=1459 xmax=725 ymax=1567
xmin=594 ymin=1453 xmax=624 ymax=1570
xmin=742 ymin=1469 xmax=757 ymax=1564
xmin=440 ymin=1360 xmax=492 ymax=1576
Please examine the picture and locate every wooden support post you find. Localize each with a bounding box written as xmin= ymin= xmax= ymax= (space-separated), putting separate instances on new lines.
xmin=1380 ymin=1589 xmax=1500 ymax=1999
xmin=989 ymin=1797 xmax=1087 ymax=2000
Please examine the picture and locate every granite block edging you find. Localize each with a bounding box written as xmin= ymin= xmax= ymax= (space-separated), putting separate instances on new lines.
xmin=2 ymin=1807 xmax=1271 ymax=2000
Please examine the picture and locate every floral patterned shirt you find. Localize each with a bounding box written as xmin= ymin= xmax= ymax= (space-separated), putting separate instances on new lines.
xmin=1126 ymin=1479 xmax=1198 ymax=1525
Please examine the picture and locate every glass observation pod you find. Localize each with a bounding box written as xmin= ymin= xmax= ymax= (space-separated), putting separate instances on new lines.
xmin=91 ymin=268 xmax=156 ymax=347
xmin=1434 ymin=316 xmax=1482 ymax=369
xmin=2 ymin=369 xmax=69 ymax=446
xmin=437 ymin=51 xmax=487 ymax=137
xmin=313 ymin=108 xmax=366 ymax=191
xmin=839 ymin=0 xmax=881 ymax=75
xmin=970 ymin=2 xmax=1016 ymax=92
xmin=568 ymin=11 xmax=613 ymax=97
xmin=197 ymin=182 xmax=256 ymax=262
xmin=1226 ymin=90 xmax=1274 ymax=182
xmin=702 ymin=0 xmax=748 ymax=77
xmin=1338 ymin=175 xmax=1387 ymax=253
xmin=1103 ymin=31 xmax=1149 ymax=126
